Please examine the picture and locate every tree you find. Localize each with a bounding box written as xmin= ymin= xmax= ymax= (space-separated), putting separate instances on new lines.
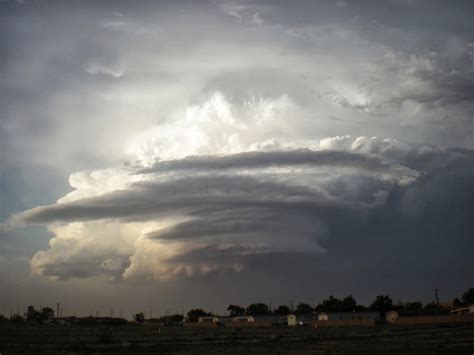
xmin=24 ymin=305 xmax=54 ymax=324
xmin=453 ymin=298 xmax=462 ymax=307
xmin=227 ymin=304 xmax=245 ymax=317
xmin=158 ymin=314 xmax=184 ymax=325
xmin=461 ymin=288 xmax=474 ymax=305
xmin=134 ymin=312 xmax=145 ymax=324
xmin=423 ymin=301 xmax=449 ymax=315
xmin=295 ymin=303 xmax=313 ymax=314
xmin=26 ymin=306 xmax=38 ymax=322
xmin=187 ymin=309 xmax=210 ymax=322
xmin=315 ymin=296 xmax=342 ymax=312
xmin=424 ymin=301 xmax=441 ymax=310
xmin=10 ymin=314 xmax=24 ymax=322
xmin=341 ymin=295 xmax=358 ymax=312
xmin=404 ymin=302 xmax=423 ymax=310
xmin=274 ymin=305 xmax=291 ymax=315
xmin=41 ymin=307 xmax=55 ymax=321
xmin=246 ymin=303 xmax=270 ymax=315
xmin=370 ymin=295 xmax=393 ymax=315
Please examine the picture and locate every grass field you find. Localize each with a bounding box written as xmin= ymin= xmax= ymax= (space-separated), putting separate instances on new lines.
xmin=1 ymin=322 xmax=474 ymax=354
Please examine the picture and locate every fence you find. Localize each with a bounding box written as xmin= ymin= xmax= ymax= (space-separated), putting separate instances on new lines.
xmin=226 ymin=320 xmax=272 ymax=327
xmin=314 ymin=319 xmax=375 ymax=328
xmin=183 ymin=322 xmax=218 ymax=328
xmin=394 ymin=314 xmax=474 ymax=325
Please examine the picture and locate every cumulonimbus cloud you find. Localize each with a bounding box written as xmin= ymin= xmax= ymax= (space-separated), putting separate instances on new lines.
xmin=2 ymin=137 xmax=435 ymax=281
xmin=5 ymin=132 xmax=472 ymax=282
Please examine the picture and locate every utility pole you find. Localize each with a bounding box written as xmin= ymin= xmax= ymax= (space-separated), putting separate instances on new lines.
xmin=56 ymin=303 xmax=60 ymax=319
xmin=290 ymin=300 xmax=294 ymax=312
xmin=434 ymin=289 xmax=440 ymax=305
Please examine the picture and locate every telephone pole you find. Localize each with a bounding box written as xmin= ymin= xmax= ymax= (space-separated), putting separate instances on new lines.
xmin=434 ymin=289 xmax=440 ymax=305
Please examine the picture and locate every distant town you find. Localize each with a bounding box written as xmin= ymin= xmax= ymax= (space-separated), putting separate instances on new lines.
xmin=3 ymin=288 xmax=473 ymax=329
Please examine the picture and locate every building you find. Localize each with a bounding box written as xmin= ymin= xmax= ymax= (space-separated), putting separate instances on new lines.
xmin=451 ymin=305 xmax=474 ymax=315
xmin=385 ymin=310 xmax=399 ymax=324
xmin=287 ymin=314 xmax=297 ymax=326
xmin=198 ymin=316 xmax=219 ymax=323
xmin=318 ymin=312 xmax=380 ymax=321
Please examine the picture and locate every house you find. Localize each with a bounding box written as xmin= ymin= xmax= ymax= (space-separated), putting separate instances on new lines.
xmin=386 ymin=307 xmax=452 ymax=324
xmin=451 ymin=305 xmax=474 ymax=315
xmin=386 ymin=310 xmax=399 ymax=324
xmin=318 ymin=312 xmax=380 ymax=321
xmin=287 ymin=314 xmax=297 ymax=326
xmin=198 ymin=316 xmax=219 ymax=323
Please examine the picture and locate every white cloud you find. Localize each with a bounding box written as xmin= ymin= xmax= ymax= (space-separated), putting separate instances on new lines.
xmin=250 ymin=12 xmax=263 ymax=26
xmin=83 ymin=63 xmax=124 ymax=78
xmin=125 ymin=92 xmax=298 ymax=165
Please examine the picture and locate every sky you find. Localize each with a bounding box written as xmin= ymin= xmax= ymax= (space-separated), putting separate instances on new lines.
xmin=0 ymin=0 xmax=473 ymax=318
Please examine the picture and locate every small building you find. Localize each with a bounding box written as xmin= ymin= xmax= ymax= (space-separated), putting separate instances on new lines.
xmin=386 ymin=310 xmax=399 ymax=324
xmin=287 ymin=314 xmax=297 ymax=326
xmin=318 ymin=312 xmax=380 ymax=321
xmin=198 ymin=316 xmax=219 ymax=323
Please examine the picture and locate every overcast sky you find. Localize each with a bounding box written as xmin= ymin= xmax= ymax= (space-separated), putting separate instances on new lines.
xmin=1 ymin=0 xmax=473 ymax=317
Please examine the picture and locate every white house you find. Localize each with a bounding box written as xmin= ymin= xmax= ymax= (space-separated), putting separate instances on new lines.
xmin=385 ymin=310 xmax=399 ymax=324
xmin=287 ymin=314 xmax=297 ymax=326
xmin=451 ymin=305 xmax=474 ymax=315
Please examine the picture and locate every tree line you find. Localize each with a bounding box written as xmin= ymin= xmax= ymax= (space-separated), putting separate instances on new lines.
xmin=2 ymin=288 xmax=472 ymax=324
xmin=184 ymin=288 xmax=474 ymax=321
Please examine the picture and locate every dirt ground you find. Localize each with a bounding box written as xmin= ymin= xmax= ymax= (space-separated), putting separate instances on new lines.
xmin=1 ymin=322 xmax=474 ymax=354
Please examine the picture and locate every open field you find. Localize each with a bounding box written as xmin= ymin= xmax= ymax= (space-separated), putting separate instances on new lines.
xmin=1 ymin=323 xmax=474 ymax=354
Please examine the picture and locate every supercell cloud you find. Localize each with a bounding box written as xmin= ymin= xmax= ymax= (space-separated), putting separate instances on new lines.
xmin=1 ymin=0 xmax=473 ymax=311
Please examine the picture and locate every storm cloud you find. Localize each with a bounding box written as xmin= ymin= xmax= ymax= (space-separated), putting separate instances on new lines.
xmin=1 ymin=0 xmax=473 ymax=314
xmin=5 ymin=137 xmax=472 ymax=283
